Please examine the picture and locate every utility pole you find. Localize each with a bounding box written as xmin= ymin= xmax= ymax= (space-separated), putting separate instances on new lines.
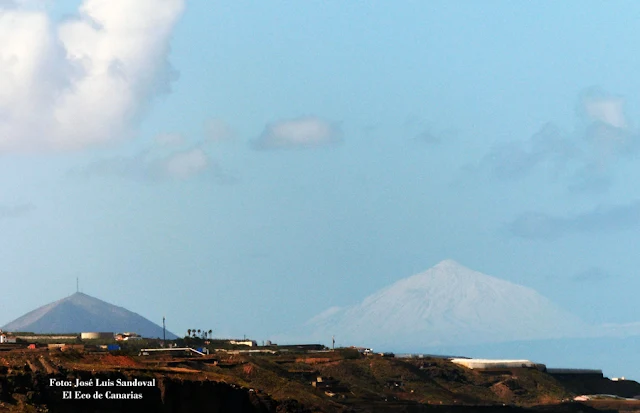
xmin=162 ymin=316 xmax=166 ymax=344
xmin=332 ymin=335 xmax=335 ymax=350
xmin=76 ymin=277 xmax=79 ymax=293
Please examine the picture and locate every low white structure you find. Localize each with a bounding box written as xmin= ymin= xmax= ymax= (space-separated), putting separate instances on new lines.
xmin=115 ymin=332 xmax=141 ymax=341
xmin=0 ymin=334 xmax=16 ymax=344
xmin=451 ymin=358 xmax=545 ymax=370
xmin=81 ymin=332 xmax=114 ymax=340
xmin=229 ymin=340 xmax=258 ymax=347
xmin=139 ymin=347 xmax=206 ymax=356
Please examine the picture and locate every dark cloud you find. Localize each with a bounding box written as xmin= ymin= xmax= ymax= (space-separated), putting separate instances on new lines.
xmin=414 ymin=128 xmax=458 ymax=145
xmin=509 ymin=201 xmax=640 ymax=239
xmin=475 ymin=123 xmax=578 ymax=180
xmin=403 ymin=115 xmax=455 ymax=145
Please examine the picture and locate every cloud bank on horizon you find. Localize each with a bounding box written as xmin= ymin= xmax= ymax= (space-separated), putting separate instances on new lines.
xmin=0 ymin=0 xmax=185 ymax=152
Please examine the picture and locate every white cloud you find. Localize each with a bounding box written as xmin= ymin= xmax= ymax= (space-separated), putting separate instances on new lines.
xmin=473 ymin=123 xmax=578 ymax=180
xmin=253 ymin=116 xmax=342 ymax=150
xmin=0 ymin=0 xmax=184 ymax=152
xmin=578 ymin=89 xmax=636 ymax=173
xmin=0 ymin=0 xmax=47 ymax=7
xmin=582 ymin=91 xmax=627 ymax=129
xmin=162 ymin=148 xmax=209 ymax=180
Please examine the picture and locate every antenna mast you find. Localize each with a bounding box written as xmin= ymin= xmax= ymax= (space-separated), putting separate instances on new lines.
xmin=76 ymin=277 xmax=79 ymax=293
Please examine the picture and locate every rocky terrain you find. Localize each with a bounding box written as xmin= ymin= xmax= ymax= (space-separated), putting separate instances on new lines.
xmin=0 ymin=347 xmax=638 ymax=412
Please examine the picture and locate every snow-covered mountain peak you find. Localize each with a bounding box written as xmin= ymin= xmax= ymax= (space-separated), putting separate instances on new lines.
xmin=303 ymin=260 xmax=588 ymax=348
xmin=433 ymin=258 xmax=466 ymax=270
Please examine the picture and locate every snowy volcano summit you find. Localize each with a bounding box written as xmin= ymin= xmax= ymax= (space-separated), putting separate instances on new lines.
xmin=305 ymin=260 xmax=586 ymax=348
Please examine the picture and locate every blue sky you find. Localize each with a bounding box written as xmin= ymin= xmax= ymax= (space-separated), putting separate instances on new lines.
xmin=1 ymin=0 xmax=640 ymax=352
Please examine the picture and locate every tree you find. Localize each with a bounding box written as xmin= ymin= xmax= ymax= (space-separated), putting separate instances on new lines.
xmin=208 ymin=329 xmax=212 ymax=338
xmin=187 ymin=329 xmax=191 ymax=338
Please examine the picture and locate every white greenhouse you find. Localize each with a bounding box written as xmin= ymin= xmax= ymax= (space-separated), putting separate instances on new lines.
xmin=450 ymin=358 xmax=546 ymax=370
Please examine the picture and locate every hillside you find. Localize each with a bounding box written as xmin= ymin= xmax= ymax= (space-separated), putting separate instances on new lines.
xmin=0 ymin=347 xmax=635 ymax=412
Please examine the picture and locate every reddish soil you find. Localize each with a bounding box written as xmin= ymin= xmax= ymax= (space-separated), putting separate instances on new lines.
xmin=98 ymin=354 xmax=142 ymax=368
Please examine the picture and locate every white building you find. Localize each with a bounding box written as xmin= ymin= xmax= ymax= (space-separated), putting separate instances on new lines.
xmin=229 ymin=339 xmax=258 ymax=347
xmin=0 ymin=334 xmax=17 ymax=344
xmin=80 ymin=332 xmax=114 ymax=340
xmin=451 ymin=358 xmax=545 ymax=370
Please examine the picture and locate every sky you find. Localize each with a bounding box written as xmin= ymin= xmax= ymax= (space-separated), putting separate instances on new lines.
xmin=1 ymin=0 xmax=640 ymax=357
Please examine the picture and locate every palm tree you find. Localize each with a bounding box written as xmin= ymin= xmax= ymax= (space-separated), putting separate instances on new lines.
xmin=187 ymin=329 xmax=191 ymax=338
xmin=208 ymin=329 xmax=212 ymax=338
